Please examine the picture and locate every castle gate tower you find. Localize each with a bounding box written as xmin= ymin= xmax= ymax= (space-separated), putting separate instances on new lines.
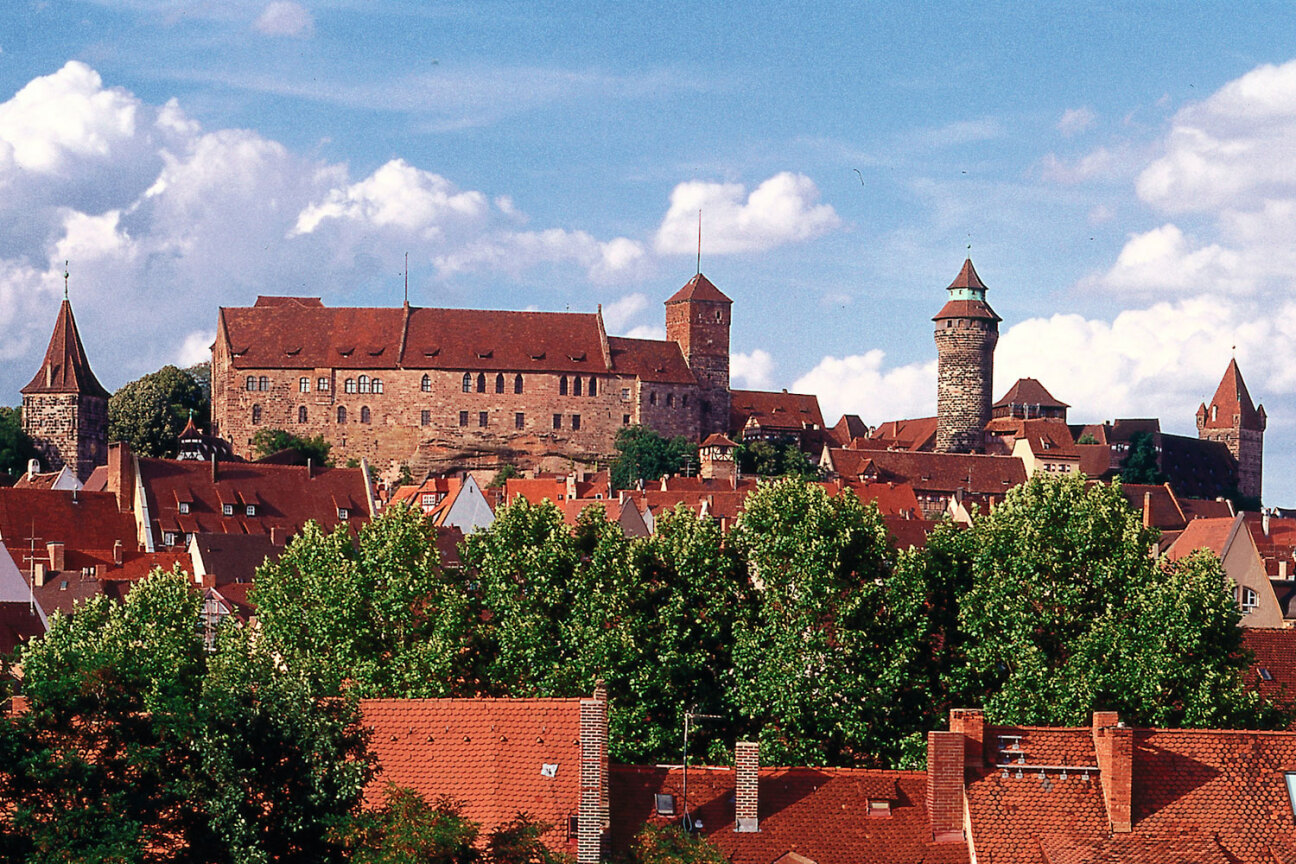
xmin=1196 ymin=358 xmax=1266 ymax=502
xmin=933 ymin=258 xmax=1000 ymax=453
xmin=665 ymin=273 xmax=732 ymax=438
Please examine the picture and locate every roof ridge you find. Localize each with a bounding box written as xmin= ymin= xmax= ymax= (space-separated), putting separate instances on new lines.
xmin=20 ymin=299 xmax=110 ymax=398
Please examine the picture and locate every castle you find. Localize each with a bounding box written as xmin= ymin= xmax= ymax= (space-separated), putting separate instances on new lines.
xmin=20 ymin=260 xmax=1269 ymax=503
xmin=209 ymin=274 xmax=735 ymax=475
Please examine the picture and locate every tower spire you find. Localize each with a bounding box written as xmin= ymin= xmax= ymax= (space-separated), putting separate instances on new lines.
xmin=696 ymin=210 xmax=702 ymax=276
xmin=63 ymin=261 xmax=69 ymax=300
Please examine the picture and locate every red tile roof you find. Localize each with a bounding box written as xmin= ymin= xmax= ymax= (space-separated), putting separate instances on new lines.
xmin=1163 ymin=516 xmax=1237 ymax=562
xmin=993 ymin=378 xmax=1069 ymax=411
xmin=609 ymin=765 xmax=968 ymax=864
xmin=826 ymin=449 xmax=1026 ymax=497
xmin=20 ymin=299 xmax=110 ymax=398
xmin=0 ymin=488 xmax=137 ymax=553
xmin=730 ymin=390 xmax=826 ymax=434
xmin=1242 ymin=629 xmax=1296 ymax=710
xmin=1199 ymin=359 xmax=1263 ymax=431
xmin=932 ymin=299 xmax=1001 ymax=322
xmin=864 ymin=416 xmax=938 ymax=452
xmin=1120 ymin=483 xmax=1188 ymax=532
xmin=664 ymin=273 xmax=731 ymax=305
xmin=360 ymin=698 xmax=582 ymax=848
xmin=828 ymin=414 xmax=870 ymax=448
xmin=948 ymin=258 xmax=988 ymax=291
xmin=605 ymin=336 xmax=695 ymax=384
xmin=1180 ymin=498 xmax=1235 ymax=521
xmin=1077 ymin=443 xmax=1115 ymax=478
xmin=137 ymin=458 xmax=370 ymax=548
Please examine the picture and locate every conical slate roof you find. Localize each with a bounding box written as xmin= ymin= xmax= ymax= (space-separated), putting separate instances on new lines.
xmin=20 ymin=299 xmax=110 ymax=399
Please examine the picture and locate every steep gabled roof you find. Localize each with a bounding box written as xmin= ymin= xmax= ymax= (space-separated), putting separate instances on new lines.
xmin=664 ymin=272 xmax=731 ymax=305
xmin=993 ymin=378 xmax=1069 ymax=410
xmin=1200 ymin=358 xmax=1264 ymax=431
xmin=21 ymin=299 xmax=110 ymax=398
xmin=730 ymin=390 xmax=826 ymax=433
xmin=947 ymin=257 xmax=988 ymax=291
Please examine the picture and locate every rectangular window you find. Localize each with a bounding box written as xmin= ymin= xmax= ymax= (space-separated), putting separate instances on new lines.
xmin=178 ymin=502 xmax=190 ymax=515
xmin=623 ymin=414 xmax=631 ymax=425
xmin=337 ymin=508 xmax=349 ymax=520
xmin=299 ymin=377 xmax=309 ymax=393
xmin=654 ymin=794 xmax=675 ymax=816
xmin=621 ymin=387 xmax=631 ymax=401
xmin=421 ymin=410 xmax=431 ymax=426
xmin=222 ymin=504 xmax=234 ymax=516
xmin=515 ymin=412 xmax=525 ymax=430
xmin=571 ymin=414 xmax=581 ymax=431
xmin=459 ymin=411 xmax=469 ymax=427
xmin=318 ymin=377 xmax=330 ymax=392
xmin=553 ymin=414 xmax=562 ymax=430
xmin=245 ymin=505 xmax=256 ymax=517
xmin=1286 ymin=772 xmax=1296 ymax=817
xmin=163 ymin=532 xmax=178 ymax=546
xmin=421 ymin=493 xmax=435 ymax=507
xmin=478 ymin=411 xmax=488 ymax=428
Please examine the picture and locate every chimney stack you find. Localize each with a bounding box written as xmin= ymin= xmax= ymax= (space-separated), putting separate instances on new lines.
xmin=1142 ymin=492 xmax=1152 ymax=529
xmin=926 ymin=731 xmax=965 ymax=843
xmin=211 ymin=452 xmax=219 ymax=484
xmin=735 ymin=741 xmax=760 ymax=832
xmin=26 ymin=459 xmax=38 ymax=481
xmin=107 ymin=442 xmax=134 ymax=513
xmin=33 ymin=562 xmax=46 ymax=588
xmin=1092 ymin=712 xmax=1132 ymax=833
xmin=46 ymin=542 xmax=64 ymax=573
xmin=578 ymin=685 xmax=609 ymax=864
xmin=1264 ymin=509 xmax=1272 ymax=537
xmin=113 ymin=539 xmax=123 ymax=566
xmin=949 ymin=708 xmax=985 ymax=769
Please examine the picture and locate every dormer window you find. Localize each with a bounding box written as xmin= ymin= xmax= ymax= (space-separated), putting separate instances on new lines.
xmin=1285 ymin=773 xmax=1296 ymax=818
xmin=245 ymin=505 xmax=257 ymax=517
xmin=1242 ymin=587 xmax=1260 ymax=611
xmin=654 ymin=793 xmax=675 ymax=815
xmin=223 ymin=504 xmax=234 ymax=516
xmin=178 ymin=502 xmax=191 ymax=515
xmin=337 ymin=507 xmax=349 ymax=520
xmin=163 ymin=531 xmax=178 ymax=546
xmin=867 ymin=799 xmax=892 ymax=817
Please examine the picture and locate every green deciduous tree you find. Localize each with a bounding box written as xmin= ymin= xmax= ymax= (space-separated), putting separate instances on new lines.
xmin=609 ymin=426 xmax=697 ymax=490
xmin=620 ymin=824 xmax=728 ymax=864
xmin=735 ymin=438 xmax=819 ymax=479
xmin=0 ymin=406 xmax=38 ymax=478
xmin=108 ymin=365 xmax=209 ymax=457
xmin=336 ymin=787 xmax=480 ymax=864
xmin=250 ymin=428 xmax=332 ymax=465
xmin=1120 ymin=430 xmax=1165 ymax=484
xmin=2 ymin=567 xmax=369 ymax=863
xmin=252 ymin=505 xmax=476 ymax=699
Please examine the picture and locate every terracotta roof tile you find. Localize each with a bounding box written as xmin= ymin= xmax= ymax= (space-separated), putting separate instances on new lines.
xmin=606 ymin=337 xmax=695 ymax=384
xmin=932 ymin=299 xmax=1001 ymax=322
xmin=865 ymin=416 xmax=938 ymax=451
xmin=20 ymin=299 xmax=110 ymax=398
xmin=664 ymin=273 xmax=732 ymax=305
xmin=1163 ymin=516 xmax=1237 ymax=562
xmin=730 ymin=390 xmax=826 ymax=434
xmin=948 ymin=258 xmax=988 ymax=291
xmin=1199 ymin=359 xmax=1263 ymax=431
xmin=994 ymin=378 xmax=1069 ymax=410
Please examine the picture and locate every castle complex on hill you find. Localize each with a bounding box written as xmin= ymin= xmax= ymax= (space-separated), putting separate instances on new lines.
xmin=18 ymin=259 xmax=1269 ymax=504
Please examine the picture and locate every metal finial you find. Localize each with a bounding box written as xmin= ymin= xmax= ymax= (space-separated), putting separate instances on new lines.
xmin=696 ymin=210 xmax=702 ymax=276
xmin=64 ymin=261 xmax=69 ymax=300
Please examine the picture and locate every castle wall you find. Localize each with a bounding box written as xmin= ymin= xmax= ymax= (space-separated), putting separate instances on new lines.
xmin=934 ymin=319 xmax=998 ymax=453
xmin=23 ymin=393 xmax=107 ymax=481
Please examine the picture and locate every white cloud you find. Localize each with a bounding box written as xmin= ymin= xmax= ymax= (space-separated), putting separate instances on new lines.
xmin=655 ymin=172 xmax=840 ymax=255
xmin=1057 ymin=107 xmax=1096 ymax=136
xmin=293 ymin=159 xmax=488 ymax=236
xmin=176 ymin=330 xmax=215 ymax=366
xmin=731 ymin=349 xmax=776 ymax=391
xmin=433 ymin=229 xmax=645 ymax=283
xmin=792 ymin=351 xmax=936 ymax=426
xmin=1095 ymin=224 xmax=1245 ymax=296
xmin=601 ymin=293 xmax=648 ymax=332
xmin=624 ymin=324 xmax=666 ymax=340
xmin=1039 ymin=147 xmax=1121 ymax=184
xmin=254 ymin=1 xmax=314 ymax=37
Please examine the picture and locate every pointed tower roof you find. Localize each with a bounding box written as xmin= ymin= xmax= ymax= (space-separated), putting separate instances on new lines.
xmin=993 ymin=378 xmax=1069 ymax=410
xmin=947 ymin=258 xmax=988 ymax=291
xmin=21 ymin=299 xmax=110 ymax=399
xmin=179 ymin=414 xmax=202 ymax=439
xmin=665 ymin=272 xmax=731 ymax=305
xmin=1202 ymin=358 xmax=1263 ymax=431
xmin=933 ymin=258 xmax=1000 ymax=322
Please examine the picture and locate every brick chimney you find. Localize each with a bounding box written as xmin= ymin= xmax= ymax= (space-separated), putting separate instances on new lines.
xmin=1092 ymin=712 xmax=1132 ymax=833
xmin=33 ymin=562 xmax=46 ymax=588
xmin=926 ymin=730 xmax=965 ymax=843
xmin=46 ymin=542 xmax=64 ymax=573
xmin=106 ymin=442 xmax=134 ymax=513
xmin=578 ymin=686 xmax=609 ymax=864
xmin=735 ymin=740 xmax=759 ymax=832
xmin=949 ymin=708 xmax=985 ymax=769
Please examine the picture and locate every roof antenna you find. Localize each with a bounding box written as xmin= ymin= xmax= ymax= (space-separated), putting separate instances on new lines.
xmin=696 ymin=210 xmax=702 ymax=276
xmin=403 ymin=252 xmax=409 ymax=305
xmin=63 ymin=261 xmax=69 ymax=300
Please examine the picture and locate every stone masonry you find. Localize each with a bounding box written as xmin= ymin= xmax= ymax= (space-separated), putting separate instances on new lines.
xmin=934 ymin=259 xmax=1000 ymax=454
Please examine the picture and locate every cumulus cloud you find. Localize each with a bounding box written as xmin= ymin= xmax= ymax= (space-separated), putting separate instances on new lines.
xmin=176 ymin=330 xmax=215 ymax=366
xmin=1057 ymin=107 xmax=1096 ymax=136
xmin=601 ymin=293 xmax=648 ymax=332
xmin=655 ymin=172 xmax=840 ymax=255
xmin=730 ymin=349 xmax=776 ymax=391
xmin=294 ymin=159 xmax=488 ymax=236
xmin=254 ymin=1 xmax=314 ymax=37
xmin=792 ymin=351 xmax=936 ymax=426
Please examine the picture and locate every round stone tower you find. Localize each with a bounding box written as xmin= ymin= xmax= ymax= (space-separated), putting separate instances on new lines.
xmin=933 ymin=258 xmax=1000 ymax=453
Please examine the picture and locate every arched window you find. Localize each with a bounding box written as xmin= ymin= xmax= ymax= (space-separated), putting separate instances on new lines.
xmin=666 ymin=393 xmax=674 ymax=407
xmin=360 ymin=406 xmax=371 ymax=424
xmin=372 ymin=378 xmax=384 ymax=394
xmin=421 ymin=374 xmax=431 ymax=392
xmin=258 ymin=376 xmax=269 ymax=391
xmin=514 ymin=374 xmax=523 ymax=394
xmin=345 ymin=378 xmax=357 ymax=394
xmin=560 ymin=375 xmax=568 ymax=396
xmin=337 ymin=406 xmax=347 ymax=424
xmin=682 ymin=395 xmax=688 ymax=407
xmin=476 ymin=373 xmax=486 ymax=393
xmin=462 ymin=373 xmax=472 ymax=393
xmin=358 ymin=375 xmax=370 ymax=394
xmin=298 ymin=406 xmax=308 ymax=424
xmin=299 ymin=377 xmax=309 ymax=393
xmin=245 ymin=376 xmax=255 ymax=391
xmin=251 ymin=404 xmax=262 ymax=425
xmin=495 ymin=373 xmax=504 ymax=394
xmin=573 ymin=377 xmax=582 ymax=396
xmin=588 ymin=377 xmax=597 ymax=397
xmin=318 ymin=377 xmax=330 ymax=392
xmin=649 ymin=391 xmax=657 ymax=406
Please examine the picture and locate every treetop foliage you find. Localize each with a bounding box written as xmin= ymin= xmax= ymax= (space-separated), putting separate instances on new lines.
xmin=108 ymin=364 xmax=210 ymax=457
xmin=0 ymin=406 xmax=39 ymax=478
xmin=609 ymin=425 xmax=697 ymax=490
xmin=251 ymin=428 xmax=333 ymax=465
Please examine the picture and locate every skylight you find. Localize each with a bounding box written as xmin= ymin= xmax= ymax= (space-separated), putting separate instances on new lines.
xmin=1286 ymin=773 xmax=1296 ymax=818
xmin=1261 ymin=668 xmax=1275 ymax=682
xmin=654 ymin=793 xmax=675 ymax=815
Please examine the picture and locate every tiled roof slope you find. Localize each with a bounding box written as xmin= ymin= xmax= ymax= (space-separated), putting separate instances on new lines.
xmin=827 ymin=449 xmax=1026 ymax=496
xmin=1160 ymin=434 xmax=1239 ymax=501
xmin=664 ymin=272 xmax=732 ymax=304
xmin=730 ymin=389 xmax=826 ymax=432
xmin=933 ymin=299 xmax=1000 ymax=322
xmin=1242 ymin=629 xmax=1296 ymax=711
xmin=608 ymin=765 xmax=968 ymax=864
xmin=0 ymin=488 xmax=137 ymax=552
xmin=1120 ymin=483 xmax=1188 ymax=532
xmin=948 ymin=257 xmax=988 ymax=291
xmin=138 ymin=458 xmax=370 ymax=547
xmin=1200 ymin=358 xmax=1263 ymax=431
xmin=993 ymin=377 xmax=1069 ymax=410
xmin=1163 ymin=516 xmax=1235 ymax=561
xmin=20 ymin=299 xmax=110 ymax=398
xmin=863 ymin=416 xmax=938 ymax=452
xmin=220 ymin=299 xmax=696 ymax=383
xmin=360 ymin=698 xmax=581 ymax=847
xmin=968 ymin=722 xmax=1296 ymax=863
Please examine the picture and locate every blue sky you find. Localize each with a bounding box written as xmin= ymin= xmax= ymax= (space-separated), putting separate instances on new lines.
xmin=4 ymin=1 xmax=1296 ymax=501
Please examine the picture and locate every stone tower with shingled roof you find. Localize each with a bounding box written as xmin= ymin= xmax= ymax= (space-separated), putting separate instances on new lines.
xmin=933 ymin=258 xmax=1001 ymax=453
xmin=21 ymin=297 xmax=109 ymax=481
xmin=665 ymin=272 xmax=731 ymax=437
xmin=1197 ymin=358 xmax=1265 ymax=502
